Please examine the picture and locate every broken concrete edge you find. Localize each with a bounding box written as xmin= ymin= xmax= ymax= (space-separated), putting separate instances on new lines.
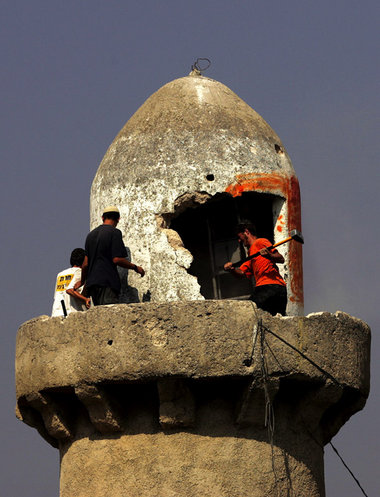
xmin=15 ymin=381 xmax=369 ymax=450
xmin=15 ymin=400 xmax=59 ymax=448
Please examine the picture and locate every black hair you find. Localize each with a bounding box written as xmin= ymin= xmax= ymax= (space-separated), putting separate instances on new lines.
xmin=102 ymin=211 xmax=120 ymax=221
xmin=235 ymin=221 xmax=257 ymax=236
xmin=70 ymin=248 xmax=86 ymax=267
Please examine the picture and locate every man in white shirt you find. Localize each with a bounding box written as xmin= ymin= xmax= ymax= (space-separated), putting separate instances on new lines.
xmin=51 ymin=248 xmax=91 ymax=317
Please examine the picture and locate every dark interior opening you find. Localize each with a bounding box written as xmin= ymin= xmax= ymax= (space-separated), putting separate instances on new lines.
xmin=170 ymin=192 xmax=281 ymax=300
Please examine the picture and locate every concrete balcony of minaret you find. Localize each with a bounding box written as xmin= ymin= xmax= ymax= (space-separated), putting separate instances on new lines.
xmin=15 ymin=301 xmax=370 ymax=497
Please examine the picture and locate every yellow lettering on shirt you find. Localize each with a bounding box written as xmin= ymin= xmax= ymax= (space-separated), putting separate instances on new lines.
xmin=55 ymin=274 xmax=74 ymax=292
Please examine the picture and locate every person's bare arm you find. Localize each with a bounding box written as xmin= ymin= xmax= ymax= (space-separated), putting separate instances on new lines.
xmin=66 ymin=288 xmax=91 ymax=308
xmin=113 ymin=257 xmax=145 ymax=277
xmin=259 ymin=248 xmax=284 ymax=264
xmin=223 ymin=262 xmax=246 ymax=278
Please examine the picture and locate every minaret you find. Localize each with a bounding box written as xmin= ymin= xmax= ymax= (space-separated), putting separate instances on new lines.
xmin=16 ymin=72 xmax=370 ymax=497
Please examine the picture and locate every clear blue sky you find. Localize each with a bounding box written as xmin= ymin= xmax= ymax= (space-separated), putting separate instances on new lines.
xmin=1 ymin=1 xmax=378 ymax=495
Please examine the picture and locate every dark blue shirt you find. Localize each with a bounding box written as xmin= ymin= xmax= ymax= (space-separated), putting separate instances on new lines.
xmin=85 ymin=224 xmax=128 ymax=293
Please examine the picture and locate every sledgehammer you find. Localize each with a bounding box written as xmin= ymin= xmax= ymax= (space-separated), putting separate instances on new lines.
xmin=231 ymin=229 xmax=304 ymax=268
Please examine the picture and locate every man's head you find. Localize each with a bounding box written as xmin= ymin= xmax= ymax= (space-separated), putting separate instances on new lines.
xmin=102 ymin=206 xmax=120 ymax=225
xmin=236 ymin=222 xmax=257 ymax=247
xmin=70 ymin=248 xmax=86 ymax=267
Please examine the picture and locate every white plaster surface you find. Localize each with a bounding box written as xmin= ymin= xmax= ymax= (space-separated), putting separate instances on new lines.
xmin=90 ymin=74 xmax=301 ymax=310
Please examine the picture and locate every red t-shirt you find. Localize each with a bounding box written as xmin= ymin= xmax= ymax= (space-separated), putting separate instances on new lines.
xmin=240 ymin=238 xmax=286 ymax=287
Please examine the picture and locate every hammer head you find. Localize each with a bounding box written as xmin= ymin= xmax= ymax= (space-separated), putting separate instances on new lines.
xmin=290 ymin=229 xmax=304 ymax=244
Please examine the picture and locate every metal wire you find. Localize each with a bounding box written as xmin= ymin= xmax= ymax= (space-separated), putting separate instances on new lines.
xmin=260 ymin=323 xmax=341 ymax=386
xmin=259 ymin=322 xmax=282 ymax=496
xmin=253 ymin=310 xmax=370 ymax=497
xmin=329 ymin=442 xmax=370 ymax=497
xmin=191 ymin=57 xmax=211 ymax=73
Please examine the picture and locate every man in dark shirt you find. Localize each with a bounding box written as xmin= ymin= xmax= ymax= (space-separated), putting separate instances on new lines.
xmin=81 ymin=206 xmax=145 ymax=306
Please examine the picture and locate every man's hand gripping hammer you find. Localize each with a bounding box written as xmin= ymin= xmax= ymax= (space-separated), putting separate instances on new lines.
xmin=231 ymin=229 xmax=304 ymax=268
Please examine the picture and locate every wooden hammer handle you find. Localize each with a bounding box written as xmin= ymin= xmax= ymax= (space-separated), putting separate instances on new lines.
xmin=231 ymin=236 xmax=292 ymax=268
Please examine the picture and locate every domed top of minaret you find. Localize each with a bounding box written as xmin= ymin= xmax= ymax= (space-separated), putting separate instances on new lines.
xmin=93 ymin=72 xmax=294 ymax=193
xmin=91 ymin=71 xmax=302 ymax=314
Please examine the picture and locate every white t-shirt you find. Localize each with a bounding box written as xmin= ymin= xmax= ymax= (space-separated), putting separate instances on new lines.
xmin=51 ymin=267 xmax=85 ymax=317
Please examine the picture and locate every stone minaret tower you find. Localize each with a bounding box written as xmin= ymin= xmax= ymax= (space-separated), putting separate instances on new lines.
xmin=16 ymin=72 xmax=370 ymax=497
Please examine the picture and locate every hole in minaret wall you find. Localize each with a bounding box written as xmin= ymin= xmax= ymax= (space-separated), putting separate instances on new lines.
xmin=166 ymin=192 xmax=282 ymax=300
xmin=274 ymin=144 xmax=284 ymax=154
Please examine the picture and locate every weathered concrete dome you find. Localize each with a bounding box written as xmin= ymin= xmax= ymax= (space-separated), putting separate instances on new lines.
xmin=91 ymin=73 xmax=303 ymax=314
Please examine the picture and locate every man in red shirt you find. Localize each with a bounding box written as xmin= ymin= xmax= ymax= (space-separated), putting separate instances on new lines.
xmin=224 ymin=222 xmax=287 ymax=316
